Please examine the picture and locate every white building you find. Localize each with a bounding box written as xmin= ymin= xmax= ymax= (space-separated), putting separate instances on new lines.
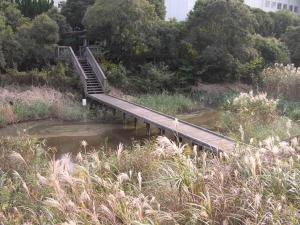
xmin=244 ymin=0 xmax=300 ymax=14
xmin=165 ymin=0 xmax=300 ymax=21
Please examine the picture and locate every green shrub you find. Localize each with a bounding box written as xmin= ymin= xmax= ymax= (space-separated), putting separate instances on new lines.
xmin=13 ymin=102 xmax=33 ymax=121
xmin=0 ymin=64 xmax=80 ymax=92
xmin=130 ymin=63 xmax=175 ymax=93
xmin=31 ymin=101 xmax=50 ymax=119
xmin=102 ymin=62 xmax=129 ymax=89
xmin=254 ymin=35 xmax=290 ymax=66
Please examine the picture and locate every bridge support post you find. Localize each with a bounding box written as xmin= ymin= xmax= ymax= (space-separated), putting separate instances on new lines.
xmin=192 ymin=143 xmax=198 ymax=151
xmin=103 ymin=107 xmax=108 ymax=119
xmin=146 ymin=123 xmax=151 ymax=137
xmin=159 ymin=128 xmax=165 ymax=135
xmin=112 ymin=109 xmax=116 ymax=117
xmin=123 ymin=113 xmax=126 ymax=125
xmin=134 ymin=118 xmax=138 ymax=130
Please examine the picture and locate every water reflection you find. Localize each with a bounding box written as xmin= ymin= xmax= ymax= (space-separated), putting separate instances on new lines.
xmin=0 ymin=108 xmax=220 ymax=155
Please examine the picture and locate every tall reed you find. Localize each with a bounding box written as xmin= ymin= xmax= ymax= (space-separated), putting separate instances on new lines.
xmin=1 ymin=135 xmax=300 ymax=224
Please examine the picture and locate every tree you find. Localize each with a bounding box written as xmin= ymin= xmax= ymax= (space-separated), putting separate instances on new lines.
xmin=13 ymin=0 xmax=54 ymax=18
xmin=0 ymin=16 xmax=8 ymax=70
xmin=146 ymin=20 xmax=183 ymax=67
xmin=183 ymin=0 xmax=257 ymax=82
xmin=83 ymin=0 xmax=158 ymax=62
xmin=254 ymin=34 xmax=290 ymax=65
xmin=31 ymin=13 xmax=59 ymax=44
xmin=14 ymin=13 xmax=59 ymax=69
xmin=282 ymin=26 xmax=300 ymax=67
xmin=251 ymin=8 xmax=274 ymax=37
xmin=47 ymin=8 xmax=72 ymax=39
xmin=270 ymin=10 xmax=300 ymax=38
xmin=61 ymin=0 xmax=95 ymax=30
xmin=147 ymin=0 xmax=166 ymax=19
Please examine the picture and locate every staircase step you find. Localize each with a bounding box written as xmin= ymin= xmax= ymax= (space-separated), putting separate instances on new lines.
xmin=88 ymin=89 xmax=103 ymax=92
xmin=87 ymin=83 xmax=101 ymax=86
xmin=87 ymin=87 xmax=102 ymax=89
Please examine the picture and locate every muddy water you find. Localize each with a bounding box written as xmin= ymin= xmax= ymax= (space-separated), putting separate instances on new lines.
xmin=0 ymin=109 xmax=220 ymax=155
xmin=178 ymin=109 xmax=221 ymax=131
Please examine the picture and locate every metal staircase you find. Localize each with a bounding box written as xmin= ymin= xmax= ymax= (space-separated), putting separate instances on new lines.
xmin=78 ymin=59 xmax=104 ymax=94
xmin=56 ymin=46 xmax=108 ymax=96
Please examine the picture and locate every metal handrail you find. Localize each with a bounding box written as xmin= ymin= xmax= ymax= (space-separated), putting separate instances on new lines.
xmin=83 ymin=47 xmax=108 ymax=92
xmin=57 ymin=46 xmax=88 ymax=94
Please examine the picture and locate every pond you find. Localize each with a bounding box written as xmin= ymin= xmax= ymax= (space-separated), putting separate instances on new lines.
xmin=0 ymin=108 xmax=221 ymax=155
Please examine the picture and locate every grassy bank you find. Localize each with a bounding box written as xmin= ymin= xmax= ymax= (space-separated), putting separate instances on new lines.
xmin=134 ymin=92 xmax=236 ymax=116
xmin=1 ymin=135 xmax=300 ymax=224
xmin=134 ymin=93 xmax=201 ymax=115
xmin=277 ymin=100 xmax=300 ymax=121
xmin=0 ymin=87 xmax=85 ymax=127
xmin=0 ymin=87 xmax=115 ymax=127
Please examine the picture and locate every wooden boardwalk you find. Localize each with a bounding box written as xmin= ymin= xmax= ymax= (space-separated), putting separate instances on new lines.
xmin=88 ymin=94 xmax=235 ymax=153
xmin=57 ymin=46 xmax=235 ymax=153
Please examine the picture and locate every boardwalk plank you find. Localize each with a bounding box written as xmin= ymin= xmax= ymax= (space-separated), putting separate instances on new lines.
xmin=88 ymin=94 xmax=235 ymax=152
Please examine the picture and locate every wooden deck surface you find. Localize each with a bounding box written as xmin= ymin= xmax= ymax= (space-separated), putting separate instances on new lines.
xmin=88 ymin=94 xmax=235 ymax=152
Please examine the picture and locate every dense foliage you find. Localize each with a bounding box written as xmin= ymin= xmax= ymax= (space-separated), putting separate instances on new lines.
xmin=81 ymin=0 xmax=300 ymax=91
xmin=61 ymin=0 xmax=94 ymax=30
xmin=12 ymin=0 xmax=54 ymax=18
xmin=0 ymin=0 xmax=300 ymax=93
xmin=0 ymin=1 xmax=60 ymax=72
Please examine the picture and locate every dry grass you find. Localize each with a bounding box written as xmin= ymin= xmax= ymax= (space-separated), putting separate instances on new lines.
xmin=262 ymin=64 xmax=300 ymax=101
xmin=0 ymin=87 xmax=85 ymax=126
xmin=222 ymin=91 xmax=300 ymax=144
xmin=1 ymin=134 xmax=300 ymax=224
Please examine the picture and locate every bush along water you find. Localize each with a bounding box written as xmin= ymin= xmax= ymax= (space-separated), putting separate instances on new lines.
xmin=221 ymin=91 xmax=300 ymax=144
